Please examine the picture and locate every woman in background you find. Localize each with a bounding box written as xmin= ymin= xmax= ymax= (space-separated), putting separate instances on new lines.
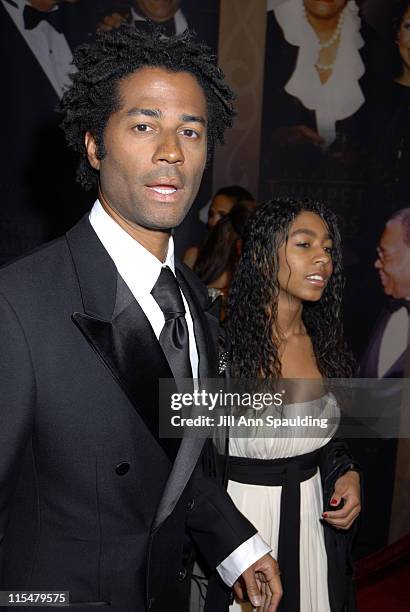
xmin=193 ymin=200 xmax=256 ymax=318
xmin=183 ymin=185 xmax=253 ymax=269
xmin=260 ymin=0 xmax=389 ymax=194
xmin=377 ymin=0 xmax=410 ymax=198
xmin=207 ymin=198 xmax=361 ymax=612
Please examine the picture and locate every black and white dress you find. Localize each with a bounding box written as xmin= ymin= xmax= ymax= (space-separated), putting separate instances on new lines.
xmin=227 ymin=394 xmax=340 ymax=612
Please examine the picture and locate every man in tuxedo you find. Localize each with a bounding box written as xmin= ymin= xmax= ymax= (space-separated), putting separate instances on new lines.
xmin=0 ymin=25 xmax=281 ymax=612
xmin=356 ymin=208 xmax=410 ymax=553
xmin=361 ymin=208 xmax=410 ymax=378
xmin=97 ymin=0 xmax=220 ymax=46
xmin=98 ymin=0 xmax=188 ymax=36
xmin=0 ymin=0 xmax=99 ymax=264
xmin=2 ymin=0 xmax=83 ymax=98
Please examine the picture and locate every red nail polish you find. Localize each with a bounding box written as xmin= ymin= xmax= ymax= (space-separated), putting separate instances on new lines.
xmin=323 ymin=512 xmax=328 ymax=518
xmin=330 ymin=498 xmax=338 ymax=505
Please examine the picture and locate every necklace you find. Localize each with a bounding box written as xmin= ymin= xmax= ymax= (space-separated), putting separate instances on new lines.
xmin=304 ymin=5 xmax=345 ymax=50
xmin=315 ymin=61 xmax=335 ymax=71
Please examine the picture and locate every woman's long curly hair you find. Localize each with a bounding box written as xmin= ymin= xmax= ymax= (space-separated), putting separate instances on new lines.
xmin=227 ymin=198 xmax=355 ymax=379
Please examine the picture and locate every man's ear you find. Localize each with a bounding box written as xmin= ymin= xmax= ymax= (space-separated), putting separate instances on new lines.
xmin=85 ymin=132 xmax=100 ymax=170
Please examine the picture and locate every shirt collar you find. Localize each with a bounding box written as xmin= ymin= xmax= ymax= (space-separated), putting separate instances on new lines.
xmin=89 ymin=199 xmax=175 ymax=300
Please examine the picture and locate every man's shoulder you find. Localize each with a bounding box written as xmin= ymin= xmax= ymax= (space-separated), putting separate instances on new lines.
xmin=0 ymin=234 xmax=71 ymax=297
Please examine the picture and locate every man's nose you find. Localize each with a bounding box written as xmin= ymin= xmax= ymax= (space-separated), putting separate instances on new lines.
xmin=153 ymin=131 xmax=184 ymax=164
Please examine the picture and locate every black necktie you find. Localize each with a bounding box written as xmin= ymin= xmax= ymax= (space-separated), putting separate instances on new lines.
xmin=23 ymin=4 xmax=63 ymax=33
xmin=151 ymin=266 xmax=193 ymax=381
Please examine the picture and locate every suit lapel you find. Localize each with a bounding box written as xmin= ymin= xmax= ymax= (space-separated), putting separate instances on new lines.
xmin=66 ymin=216 xmax=175 ymax=460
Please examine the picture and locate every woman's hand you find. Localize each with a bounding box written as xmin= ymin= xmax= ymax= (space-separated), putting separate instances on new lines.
xmin=322 ymin=470 xmax=361 ymax=530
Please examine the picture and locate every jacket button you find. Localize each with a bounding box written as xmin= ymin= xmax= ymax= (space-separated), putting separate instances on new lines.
xmin=115 ymin=461 xmax=130 ymax=476
xmin=177 ymin=568 xmax=187 ymax=581
xmin=148 ymin=596 xmax=155 ymax=608
xmin=187 ymin=498 xmax=195 ymax=511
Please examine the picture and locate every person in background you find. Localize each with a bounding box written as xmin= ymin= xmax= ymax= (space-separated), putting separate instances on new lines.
xmin=1 ymin=0 xmax=93 ymax=97
xmin=361 ymin=208 xmax=410 ymax=378
xmin=356 ymin=208 xmax=410 ymax=553
xmin=193 ymin=200 xmax=257 ymax=319
xmin=260 ymin=0 xmax=389 ymax=193
xmin=0 ymin=0 xmax=97 ymax=264
xmin=375 ymin=0 xmax=410 ymax=199
xmin=394 ymin=0 xmax=410 ymax=91
xmin=183 ymin=185 xmax=254 ymax=269
xmin=97 ymin=0 xmax=187 ymax=36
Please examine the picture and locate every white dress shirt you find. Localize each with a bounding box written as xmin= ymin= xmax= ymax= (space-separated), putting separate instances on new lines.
xmin=89 ymin=200 xmax=271 ymax=586
xmin=378 ymin=305 xmax=410 ymax=377
xmin=2 ymin=0 xmax=73 ymax=98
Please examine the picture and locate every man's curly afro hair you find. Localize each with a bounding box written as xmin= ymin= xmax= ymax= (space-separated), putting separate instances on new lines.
xmin=60 ymin=25 xmax=235 ymax=190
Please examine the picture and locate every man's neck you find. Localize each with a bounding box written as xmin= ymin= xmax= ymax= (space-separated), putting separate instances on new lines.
xmin=99 ymin=196 xmax=170 ymax=263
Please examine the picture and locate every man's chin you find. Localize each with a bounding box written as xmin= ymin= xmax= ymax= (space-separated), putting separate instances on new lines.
xmin=142 ymin=216 xmax=187 ymax=232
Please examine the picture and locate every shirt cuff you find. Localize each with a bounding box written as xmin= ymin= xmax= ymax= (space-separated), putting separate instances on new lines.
xmin=216 ymin=534 xmax=272 ymax=587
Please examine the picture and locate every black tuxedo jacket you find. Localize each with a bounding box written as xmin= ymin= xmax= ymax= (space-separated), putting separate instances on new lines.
xmin=0 ymin=216 xmax=256 ymax=611
xmin=355 ymin=306 xmax=405 ymax=554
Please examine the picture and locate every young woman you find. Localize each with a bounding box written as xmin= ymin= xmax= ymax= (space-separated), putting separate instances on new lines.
xmin=207 ymin=198 xmax=361 ymax=612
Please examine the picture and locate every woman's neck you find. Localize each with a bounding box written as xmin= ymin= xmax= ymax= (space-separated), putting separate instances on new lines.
xmin=306 ymin=13 xmax=341 ymax=39
xmin=277 ymin=294 xmax=305 ymax=338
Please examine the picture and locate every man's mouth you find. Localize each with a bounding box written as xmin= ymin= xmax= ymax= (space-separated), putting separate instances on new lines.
xmin=145 ymin=178 xmax=183 ymax=200
xmin=148 ymin=185 xmax=178 ymax=195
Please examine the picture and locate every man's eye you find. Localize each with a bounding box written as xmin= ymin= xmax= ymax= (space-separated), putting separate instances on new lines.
xmin=181 ymin=128 xmax=199 ymax=138
xmin=296 ymin=242 xmax=310 ymax=248
xmin=134 ymin=124 xmax=151 ymax=132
